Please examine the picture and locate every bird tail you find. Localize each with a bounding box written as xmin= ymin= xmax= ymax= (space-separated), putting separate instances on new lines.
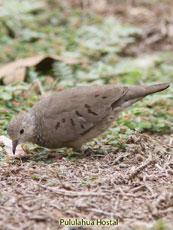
xmin=124 ymin=83 xmax=170 ymax=101
xmin=112 ymin=83 xmax=170 ymax=112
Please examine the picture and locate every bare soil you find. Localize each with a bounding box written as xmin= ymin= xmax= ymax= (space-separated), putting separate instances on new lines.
xmin=0 ymin=133 xmax=173 ymax=230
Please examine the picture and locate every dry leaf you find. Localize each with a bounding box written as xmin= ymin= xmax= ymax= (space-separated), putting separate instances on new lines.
xmin=0 ymin=54 xmax=81 ymax=85
xmin=3 ymin=66 xmax=26 ymax=85
xmin=0 ymin=135 xmax=26 ymax=158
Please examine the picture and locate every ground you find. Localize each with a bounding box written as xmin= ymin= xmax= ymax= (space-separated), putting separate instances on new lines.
xmin=0 ymin=0 xmax=173 ymax=230
xmin=0 ymin=133 xmax=173 ymax=230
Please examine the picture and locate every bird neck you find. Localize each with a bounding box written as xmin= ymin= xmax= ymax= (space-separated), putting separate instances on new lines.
xmin=30 ymin=111 xmax=46 ymax=146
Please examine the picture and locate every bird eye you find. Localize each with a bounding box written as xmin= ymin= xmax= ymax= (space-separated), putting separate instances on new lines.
xmin=20 ymin=129 xmax=24 ymax=134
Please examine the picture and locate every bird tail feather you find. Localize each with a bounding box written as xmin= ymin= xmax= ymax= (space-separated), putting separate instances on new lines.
xmin=124 ymin=83 xmax=170 ymax=101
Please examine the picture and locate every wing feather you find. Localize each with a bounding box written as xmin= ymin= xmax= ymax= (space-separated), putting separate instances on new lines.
xmin=33 ymin=85 xmax=127 ymax=144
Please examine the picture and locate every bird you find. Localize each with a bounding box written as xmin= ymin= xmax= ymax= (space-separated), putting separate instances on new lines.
xmin=7 ymin=83 xmax=170 ymax=155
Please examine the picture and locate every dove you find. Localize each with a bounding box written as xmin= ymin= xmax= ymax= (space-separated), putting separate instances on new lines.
xmin=7 ymin=83 xmax=170 ymax=154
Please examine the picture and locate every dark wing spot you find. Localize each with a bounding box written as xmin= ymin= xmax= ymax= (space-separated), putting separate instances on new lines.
xmin=80 ymin=126 xmax=93 ymax=135
xmin=62 ymin=119 xmax=66 ymax=123
xmin=88 ymin=108 xmax=98 ymax=116
xmin=76 ymin=110 xmax=83 ymax=117
xmin=81 ymin=124 xmax=85 ymax=129
xmin=55 ymin=122 xmax=60 ymax=129
xmin=70 ymin=118 xmax=75 ymax=126
xmin=95 ymin=94 xmax=99 ymax=97
xmin=102 ymin=96 xmax=107 ymax=99
xmin=85 ymin=104 xmax=90 ymax=108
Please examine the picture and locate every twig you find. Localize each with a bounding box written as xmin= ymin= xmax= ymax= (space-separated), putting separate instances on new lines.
xmin=33 ymin=79 xmax=45 ymax=96
xmin=131 ymin=185 xmax=146 ymax=193
xmin=87 ymin=208 xmax=120 ymax=218
xmin=127 ymin=155 xmax=156 ymax=180
xmin=112 ymin=153 xmax=130 ymax=165
xmin=153 ymin=207 xmax=173 ymax=216
xmin=41 ymin=185 xmax=106 ymax=197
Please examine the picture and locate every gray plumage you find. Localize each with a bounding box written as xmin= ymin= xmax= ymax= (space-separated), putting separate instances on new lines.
xmin=7 ymin=83 xmax=170 ymax=154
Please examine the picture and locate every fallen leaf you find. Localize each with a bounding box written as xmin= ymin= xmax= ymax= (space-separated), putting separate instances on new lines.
xmin=3 ymin=67 xmax=26 ymax=85
xmin=0 ymin=135 xmax=26 ymax=158
xmin=0 ymin=54 xmax=81 ymax=84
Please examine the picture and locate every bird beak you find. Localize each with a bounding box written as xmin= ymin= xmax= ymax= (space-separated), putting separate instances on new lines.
xmin=12 ymin=140 xmax=18 ymax=155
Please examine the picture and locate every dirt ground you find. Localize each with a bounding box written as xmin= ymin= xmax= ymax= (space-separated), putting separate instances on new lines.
xmin=0 ymin=1 xmax=173 ymax=230
xmin=0 ymin=133 xmax=173 ymax=230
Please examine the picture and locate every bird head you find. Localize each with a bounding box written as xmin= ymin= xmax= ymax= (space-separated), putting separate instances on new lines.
xmin=7 ymin=113 xmax=35 ymax=155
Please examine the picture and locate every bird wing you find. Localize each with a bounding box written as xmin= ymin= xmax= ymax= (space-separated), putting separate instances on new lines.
xmin=33 ymin=85 xmax=128 ymax=143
